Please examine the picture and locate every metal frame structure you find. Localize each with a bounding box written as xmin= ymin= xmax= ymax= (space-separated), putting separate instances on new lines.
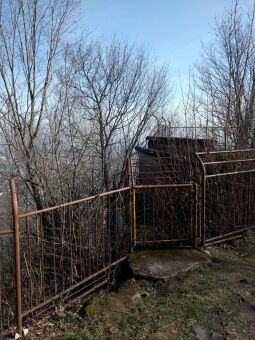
xmin=1 ymin=147 xmax=255 ymax=335
xmin=132 ymin=183 xmax=199 ymax=248
xmin=196 ymin=149 xmax=255 ymax=246
xmin=1 ymin=180 xmax=132 ymax=336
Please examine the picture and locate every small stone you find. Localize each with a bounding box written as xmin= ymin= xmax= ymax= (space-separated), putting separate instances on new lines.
xmin=211 ymin=332 xmax=224 ymax=340
xmin=131 ymin=292 xmax=141 ymax=303
xmin=15 ymin=333 xmax=22 ymax=339
xmin=23 ymin=328 xmax=29 ymax=336
xmin=192 ymin=324 xmax=209 ymax=340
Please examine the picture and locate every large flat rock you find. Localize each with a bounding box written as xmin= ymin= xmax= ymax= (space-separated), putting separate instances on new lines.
xmin=129 ymin=249 xmax=210 ymax=280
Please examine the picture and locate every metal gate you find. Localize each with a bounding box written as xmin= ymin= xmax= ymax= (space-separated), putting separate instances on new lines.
xmin=196 ymin=149 xmax=255 ymax=246
xmin=133 ymin=184 xmax=199 ymax=248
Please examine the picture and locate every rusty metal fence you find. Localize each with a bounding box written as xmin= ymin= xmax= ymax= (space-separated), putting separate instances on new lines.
xmin=134 ymin=184 xmax=199 ymax=248
xmin=196 ymin=149 xmax=255 ymax=245
xmin=1 ymin=155 xmax=255 ymax=336
xmin=0 ymin=181 xmax=132 ymax=336
xmin=0 ymin=232 xmax=15 ymax=335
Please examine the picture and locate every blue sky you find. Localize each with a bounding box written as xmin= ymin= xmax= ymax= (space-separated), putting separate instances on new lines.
xmin=81 ymin=0 xmax=251 ymax=98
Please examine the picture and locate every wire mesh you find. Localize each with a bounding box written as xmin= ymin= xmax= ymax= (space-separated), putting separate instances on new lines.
xmin=2 ymin=127 xmax=255 ymax=335
xmin=0 ymin=235 xmax=16 ymax=334
xmin=197 ymin=150 xmax=255 ymax=241
xmin=0 ymin=179 xmax=15 ymax=334
xmin=135 ymin=185 xmax=198 ymax=246
xmin=18 ymin=188 xmax=131 ymax=318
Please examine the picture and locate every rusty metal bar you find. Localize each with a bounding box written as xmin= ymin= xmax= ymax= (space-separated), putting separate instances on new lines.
xmin=206 ymin=169 xmax=255 ymax=178
xmin=132 ymin=188 xmax=136 ymax=247
xmin=0 ymin=229 xmax=13 ymax=236
xmin=64 ymin=279 xmax=108 ymax=307
xmin=205 ymin=234 xmax=243 ymax=246
xmin=136 ymin=239 xmax=190 ymax=245
xmin=9 ymin=179 xmax=22 ymax=335
xmin=205 ymin=225 xmax=255 ymax=243
xmin=22 ymin=256 xmax=126 ymax=317
xmin=129 ymin=190 xmax=133 ymax=250
xmin=19 ymin=186 xmax=131 ymax=218
xmin=193 ymin=183 xmax=198 ymax=249
xmin=195 ymin=154 xmax=206 ymax=246
xmin=134 ymin=184 xmax=193 ymax=189
xmin=203 ymin=158 xmax=255 ymax=165
xmin=196 ymin=148 xmax=255 ymax=155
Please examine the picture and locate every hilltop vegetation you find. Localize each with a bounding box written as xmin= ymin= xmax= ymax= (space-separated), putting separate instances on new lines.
xmin=25 ymin=237 xmax=255 ymax=339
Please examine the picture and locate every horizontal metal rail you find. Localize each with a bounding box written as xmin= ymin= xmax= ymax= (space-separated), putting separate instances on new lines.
xmin=197 ymin=148 xmax=255 ymax=155
xmin=134 ymin=184 xmax=193 ymax=189
xmin=19 ymin=186 xmax=131 ymax=219
xmin=205 ymin=225 xmax=255 ymax=243
xmin=136 ymin=239 xmax=190 ymax=244
xmin=206 ymin=169 xmax=255 ymax=178
xmin=203 ymin=158 xmax=255 ymax=165
xmin=0 ymin=229 xmax=13 ymax=236
xmin=205 ymin=234 xmax=243 ymax=246
xmin=19 ymin=185 xmax=194 ymax=219
xmin=22 ymin=256 xmax=127 ymax=317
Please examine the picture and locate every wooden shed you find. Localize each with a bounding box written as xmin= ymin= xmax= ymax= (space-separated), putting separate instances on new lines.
xmin=135 ymin=136 xmax=214 ymax=184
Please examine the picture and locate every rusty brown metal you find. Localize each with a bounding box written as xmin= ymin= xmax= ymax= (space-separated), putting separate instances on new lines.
xmin=205 ymin=234 xmax=243 ymax=245
xmin=19 ymin=186 xmax=131 ymax=218
xmin=64 ymin=279 xmax=108 ymax=307
xmin=195 ymin=153 xmax=206 ymax=246
xmin=0 ymin=229 xmax=13 ymax=236
xmin=136 ymin=239 xmax=190 ymax=244
xmin=22 ymin=256 xmax=126 ymax=317
xmin=129 ymin=190 xmax=133 ymax=249
xmin=193 ymin=183 xmax=199 ymax=249
xmin=132 ymin=187 xmax=136 ymax=247
xmin=2 ymin=154 xmax=254 ymax=338
xmin=203 ymin=158 xmax=255 ymax=165
xmin=134 ymin=184 xmax=193 ymax=189
xmin=196 ymin=149 xmax=255 ymax=245
xmin=205 ymin=225 xmax=255 ymax=244
xmin=196 ymin=148 xmax=255 ymax=155
xmin=206 ymin=168 xmax=255 ymax=178
xmin=9 ymin=179 xmax=22 ymax=335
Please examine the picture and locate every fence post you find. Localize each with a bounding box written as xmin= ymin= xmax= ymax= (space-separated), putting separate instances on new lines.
xmin=201 ymin=174 xmax=206 ymax=247
xmin=195 ymin=153 xmax=206 ymax=247
xmin=193 ymin=183 xmax=198 ymax=249
xmin=10 ymin=179 xmax=22 ymax=335
xmin=129 ymin=188 xmax=133 ymax=250
xmin=132 ymin=187 xmax=136 ymax=247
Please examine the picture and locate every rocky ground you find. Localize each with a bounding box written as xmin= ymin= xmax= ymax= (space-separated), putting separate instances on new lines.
xmin=23 ymin=237 xmax=255 ymax=340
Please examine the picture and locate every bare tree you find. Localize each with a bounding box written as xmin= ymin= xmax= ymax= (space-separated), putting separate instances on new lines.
xmin=196 ymin=0 xmax=255 ymax=148
xmin=62 ymin=40 xmax=169 ymax=190
xmin=0 ymin=0 xmax=77 ymax=209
